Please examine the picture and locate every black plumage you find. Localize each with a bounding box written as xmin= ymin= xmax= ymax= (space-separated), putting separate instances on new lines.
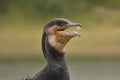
xmin=23 ymin=18 xmax=82 ymax=80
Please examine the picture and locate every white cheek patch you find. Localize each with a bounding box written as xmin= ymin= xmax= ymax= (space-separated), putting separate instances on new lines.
xmin=48 ymin=35 xmax=66 ymax=52
xmin=48 ymin=35 xmax=57 ymax=46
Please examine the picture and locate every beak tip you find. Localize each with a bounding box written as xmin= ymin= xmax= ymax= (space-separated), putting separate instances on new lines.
xmin=78 ymin=24 xmax=83 ymax=29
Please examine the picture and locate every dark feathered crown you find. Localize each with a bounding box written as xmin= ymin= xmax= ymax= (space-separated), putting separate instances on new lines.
xmin=45 ymin=18 xmax=71 ymax=27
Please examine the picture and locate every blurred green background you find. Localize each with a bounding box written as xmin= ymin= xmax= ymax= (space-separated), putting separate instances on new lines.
xmin=0 ymin=0 xmax=120 ymax=61
xmin=0 ymin=0 xmax=120 ymax=80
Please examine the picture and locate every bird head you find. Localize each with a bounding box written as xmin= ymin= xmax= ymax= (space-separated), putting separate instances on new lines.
xmin=44 ymin=18 xmax=82 ymax=52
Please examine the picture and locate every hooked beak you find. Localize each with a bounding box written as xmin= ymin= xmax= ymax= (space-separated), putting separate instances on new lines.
xmin=54 ymin=22 xmax=83 ymax=44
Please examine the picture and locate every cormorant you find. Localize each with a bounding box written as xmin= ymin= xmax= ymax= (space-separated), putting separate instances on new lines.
xmin=24 ymin=18 xmax=82 ymax=80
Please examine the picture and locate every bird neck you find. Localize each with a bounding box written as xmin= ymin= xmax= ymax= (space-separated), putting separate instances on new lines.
xmin=42 ymin=32 xmax=67 ymax=65
xmin=41 ymin=31 xmax=70 ymax=80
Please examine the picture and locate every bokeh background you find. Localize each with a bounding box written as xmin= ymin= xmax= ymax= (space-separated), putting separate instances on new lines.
xmin=0 ymin=0 xmax=120 ymax=80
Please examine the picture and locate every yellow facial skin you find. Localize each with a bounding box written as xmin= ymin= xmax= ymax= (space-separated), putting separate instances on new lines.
xmin=46 ymin=25 xmax=80 ymax=52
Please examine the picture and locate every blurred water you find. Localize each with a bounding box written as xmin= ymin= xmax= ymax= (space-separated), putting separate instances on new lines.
xmin=0 ymin=60 xmax=120 ymax=80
